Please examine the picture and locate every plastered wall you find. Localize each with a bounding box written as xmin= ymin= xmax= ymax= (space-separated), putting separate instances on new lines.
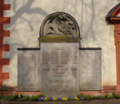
xmin=2 ymin=0 xmax=119 ymax=86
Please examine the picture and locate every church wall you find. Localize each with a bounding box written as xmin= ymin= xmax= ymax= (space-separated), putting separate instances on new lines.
xmin=2 ymin=0 xmax=118 ymax=87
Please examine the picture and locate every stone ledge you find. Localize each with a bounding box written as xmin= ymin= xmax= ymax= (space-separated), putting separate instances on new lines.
xmin=39 ymin=36 xmax=80 ymax=42
xmin=17 ymin=48 xmax=40 ymax=50
xmin=40 ymin=39 xmax=79 ymax=43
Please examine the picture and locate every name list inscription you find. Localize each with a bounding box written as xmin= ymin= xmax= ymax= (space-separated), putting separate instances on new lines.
xmin=41 ymin=43 xmax=79 ymax=97
xmin=42 ymin=48 xmax=77 ymax=90
xmin=42 ymin=49 xmax=77 ymax=65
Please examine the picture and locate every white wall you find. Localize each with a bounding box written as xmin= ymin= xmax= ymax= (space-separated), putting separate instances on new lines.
xmin=2 ymin=0 xmax=119 ymax=86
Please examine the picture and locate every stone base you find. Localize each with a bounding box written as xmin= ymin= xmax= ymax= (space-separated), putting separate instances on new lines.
xmin=0 ymin=86 xmax=117 ymax=96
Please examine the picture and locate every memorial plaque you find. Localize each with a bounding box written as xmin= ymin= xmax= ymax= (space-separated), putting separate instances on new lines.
xmin=40 ymin=43 xmax=79 ymax=97
xmin=79 ymin=50 xmax=101 ymax=90
xmin=18 ymin=50 xmax=40 ymax=91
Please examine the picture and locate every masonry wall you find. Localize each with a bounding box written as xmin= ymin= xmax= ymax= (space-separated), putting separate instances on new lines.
xmin=1 ymin=0 xmax=119 ymax=87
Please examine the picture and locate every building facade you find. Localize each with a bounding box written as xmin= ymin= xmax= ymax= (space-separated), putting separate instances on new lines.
xmin=0 ymin=0 xmax=120 ymax=95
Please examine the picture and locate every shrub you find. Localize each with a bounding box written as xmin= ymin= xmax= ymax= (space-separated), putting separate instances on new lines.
xmin=84 ymin=94 xmax=92 ymax=100
xmin=29 ymin=95 xmax=38 ymax=101
xmin=96 ymin=96 xmax=105 ymax=99
xmin=0 ymin=95 xmax=5 ymax=100
xmin=5 ymin=94 xmax=18 ymax=101
xmin=105 ymin=94 xmax=113 ymax=99
xmin=111 ymin=92 xmax=120 ymax=99
xmin=5 ymin=95 xmax=10 ymax=100
xmin=77 ymin=94 xmax=80 ymax=98
xmin=39 ymin=94 xmax=45 ymax=97
xmin=12 ymin=94 xmax=18 ymax=100
xmin=91 ymin=95 xmax=95 ymax=99
xmin=114 ymin=94 xmax=120 ymax=99
xmin=9 ymin=96 xmax=16 ymax=101
xmin=112 ymin=92 xmax=116 ymax=96
xmin=20 ymin=96 xmax=29 ymax=101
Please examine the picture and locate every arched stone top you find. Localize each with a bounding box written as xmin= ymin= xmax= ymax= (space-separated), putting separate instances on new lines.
xmin=39 ymin=12 xmax=80 ymax=38
xmin=106 ymin=3 xmax=120 ymax=24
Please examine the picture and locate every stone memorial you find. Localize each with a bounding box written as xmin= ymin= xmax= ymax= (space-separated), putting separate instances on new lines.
xmin=79 ymin=49 xmax=101 ymax=90
xmin=40 ymin=43 xmax=79 ymax=97
xmin=39 ymin=12 xmax=80 ymax=97
xmin=17 ymin=12 xmax=102 ymax=97
xmin=18 ymin=50 xmax=40 ymax=91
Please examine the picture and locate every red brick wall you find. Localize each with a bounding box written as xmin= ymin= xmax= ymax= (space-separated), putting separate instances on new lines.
xmin=0 ymin=0 xmax=10 ymax=86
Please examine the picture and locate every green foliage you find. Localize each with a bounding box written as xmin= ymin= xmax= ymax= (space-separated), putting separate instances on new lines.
xmin=20 ymin=96 xmax=29 ymax=101
xmin=39 ymin=94 xmax=45 ymax=97
xmin=91 ymin=95 xmax=95 ymax=99
xmin=4 ymin=96 xmax=11 ymax=101
xmin=78 ymin=93 xmax=84 ymax=98
xmin=112 ymin=92 xmax=116 ymax=96
xmin=29 ymin=95 xmax=38 ymax=101
xmin=8 ymin=96 xmax=16 ymax=101
xmin=105 ymin=94 xmax=113 ymax=99
xmin=0 ymin=95 xmax=6 ymax=101
xmin=5 ymin=94 xmax=18 ymax=101
xmin=2 ymin=92 xmax=120 ymax=102
xmin=111 ymin=92 xmax=120 ymax=99
xmin=113 ymin=94 xmax=120 ymax=99
xmin=114 ymin=94 xmax=120 ymax=99
xmin=84 ymin=94 xmax=92 ymax=100
xmin=13 ymin=94 xmax=18 ymax=99
xmin=77 ymin=94 xmax=80 ymax=98
xmin=96 ymin=96 xmax=105 ymax=99
xmin=84 ymin=94 xmax=95 ymax=100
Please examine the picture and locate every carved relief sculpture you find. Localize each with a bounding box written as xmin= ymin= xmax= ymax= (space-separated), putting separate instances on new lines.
xmin=40 ymin=12 xmax=80 ymax=38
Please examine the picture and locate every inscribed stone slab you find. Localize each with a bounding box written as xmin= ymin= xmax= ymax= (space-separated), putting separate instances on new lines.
xmin=18 ymin=50 xmax=40 ymax=91
xmin=79 ymin=50 xmax=101 ymax=90
xmin=40 ymin=43 xmax=79 ymax=97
